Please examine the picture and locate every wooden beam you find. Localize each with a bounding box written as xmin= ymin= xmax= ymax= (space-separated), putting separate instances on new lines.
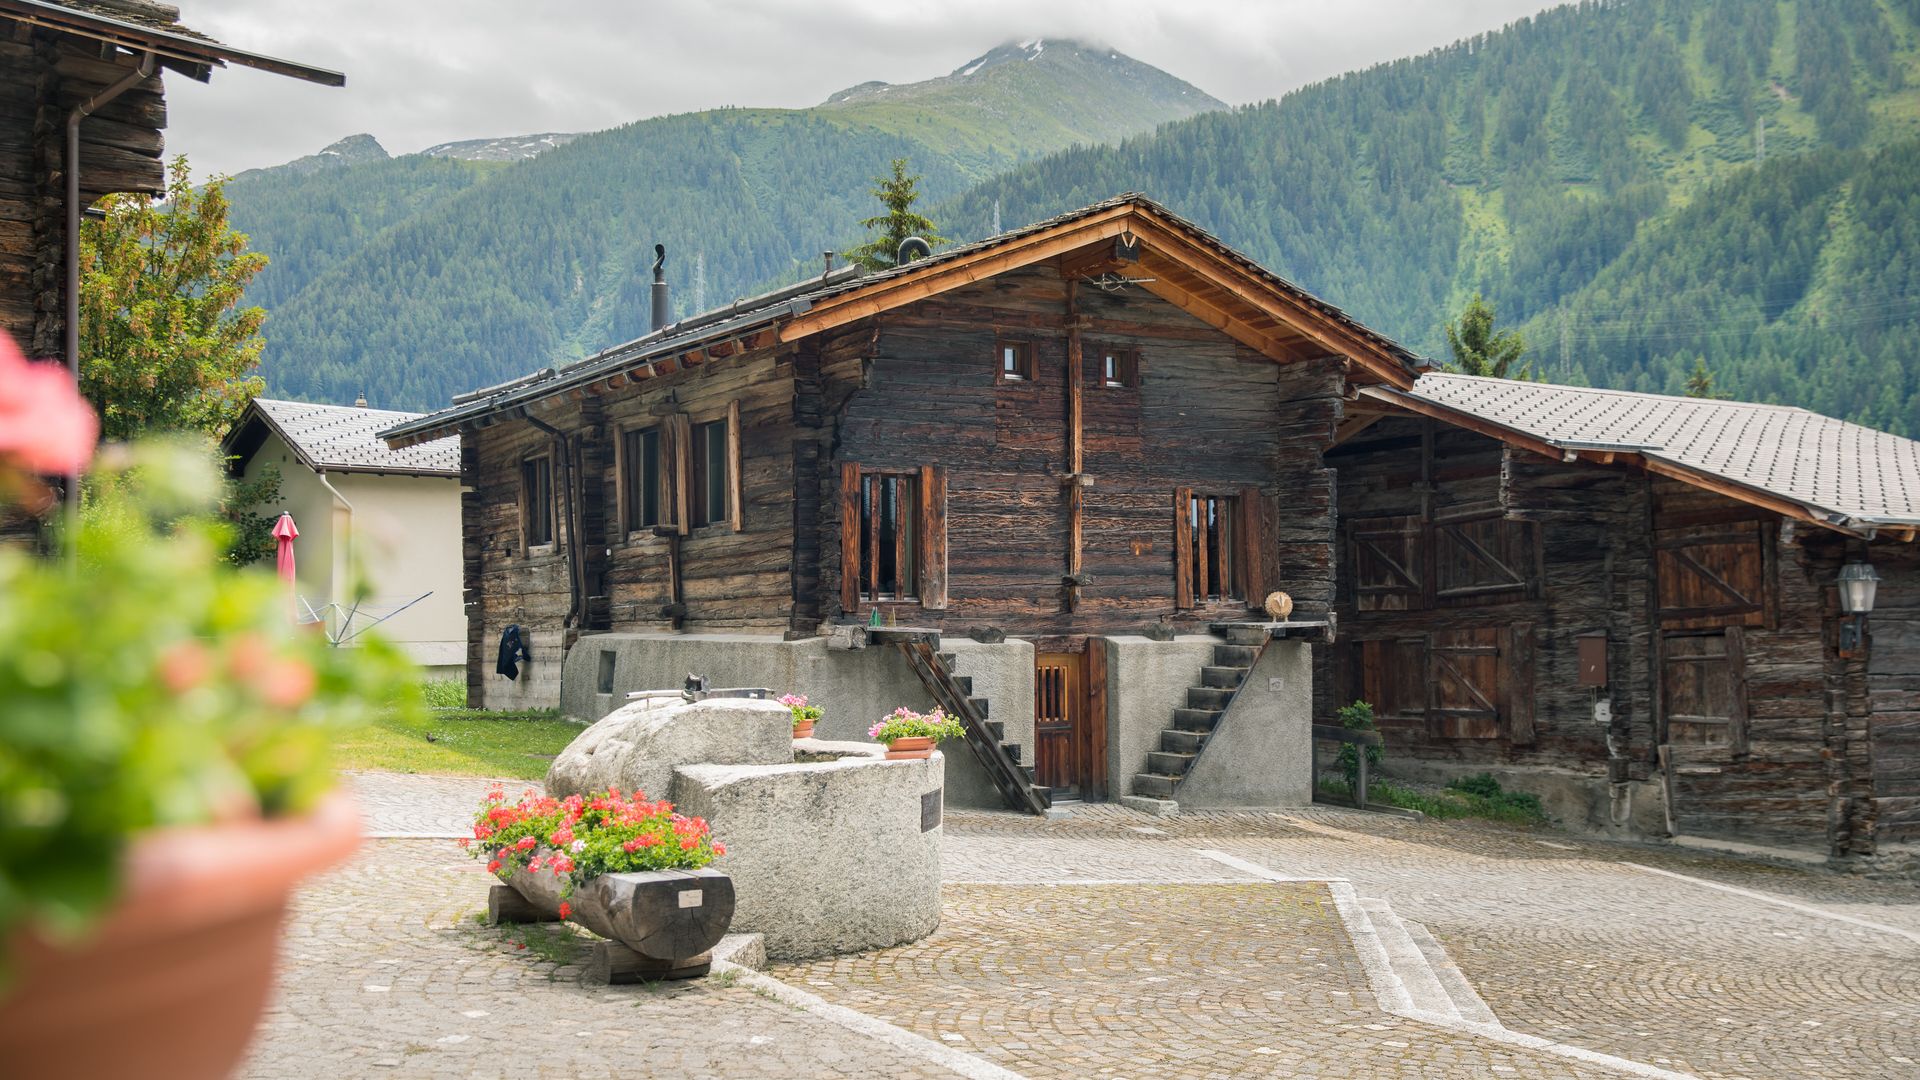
xmin=1631 ymin=453 xmax=1861 ymax=539
xmin=1327 ymin=412 xmax=1385 ymax=447
xmin=1133 ymin=273 xmax=1312 ymax=363
xmin=1132 ymin=222 xmax=1414 ymax=387
xmin=777 ymin=206 xmax=1138 ymax=341
xmin=1065 ymin=277 xmax=1084 ymax=613
xmin=1358 ymin=387 xmax=1566 ymax=463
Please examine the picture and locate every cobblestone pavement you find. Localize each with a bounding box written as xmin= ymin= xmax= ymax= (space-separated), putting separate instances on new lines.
xmin=237 ymin=839 xmax=963 ymax=1080
xmin=274 ymin=774 xmax=1919 ymax=1078
xmin=930 ymin=804 xmax=1920 ymax=1079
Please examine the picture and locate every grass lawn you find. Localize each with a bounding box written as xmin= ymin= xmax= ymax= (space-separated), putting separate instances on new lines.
xmin=335 ymin=705 xmax=584 ymax=781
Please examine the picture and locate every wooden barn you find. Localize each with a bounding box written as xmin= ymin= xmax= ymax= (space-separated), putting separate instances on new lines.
xmin=1323 ymin=374 xmax=1920 ymax=864
xmin=382 ymin=195 xmax=1423 ymax=812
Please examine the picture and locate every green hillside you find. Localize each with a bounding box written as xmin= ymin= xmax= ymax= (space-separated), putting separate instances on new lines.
xmin=224 ymin=40 xmax=1222 ymax=410
xmin=941 ymin=0 xmax=1920 ymax=431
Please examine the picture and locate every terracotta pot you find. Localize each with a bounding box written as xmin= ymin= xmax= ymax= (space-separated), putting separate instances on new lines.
xmin=0 ymin=791 xmax=362 ymax=1080
xmin=792 ymin=720 xmax=816 ymax=739
xmin=885 ymin=735 xmax=935 ymax=759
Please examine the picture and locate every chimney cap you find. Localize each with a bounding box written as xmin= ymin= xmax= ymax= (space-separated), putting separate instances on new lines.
xmin=354 ymin=391 xmax=368 ymax=408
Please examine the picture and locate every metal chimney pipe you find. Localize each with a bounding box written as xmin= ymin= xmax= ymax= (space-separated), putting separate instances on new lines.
xmin=896 ymin=236 xmax=931 ymax=265
xmin=650 ymin=244 xmax=669 ymax=332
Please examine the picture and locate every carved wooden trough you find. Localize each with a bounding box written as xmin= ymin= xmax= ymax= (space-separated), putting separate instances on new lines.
xmin=489 ymin=866 xmax=735 ymax=983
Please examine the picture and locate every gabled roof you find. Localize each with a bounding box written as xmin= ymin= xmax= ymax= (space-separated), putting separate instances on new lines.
xmin=382 ymin=194 xmax=1424 ymax=449
xmin=0 ymin=0 xmax=344 ymax=85
xmin=1363 ymin=374 xmax=1920 ymax=539
xmin=226 ymin=398 xmax=459 ymax=478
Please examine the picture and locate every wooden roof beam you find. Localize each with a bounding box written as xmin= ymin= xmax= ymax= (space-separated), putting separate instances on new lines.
xmin=778 ymin=207 xmax=1138 ymax=341
xmin=1133 ymin=224 xmax=1413 ymax=388
xmin=1134 ymin=273 xmax=1314 ymax=364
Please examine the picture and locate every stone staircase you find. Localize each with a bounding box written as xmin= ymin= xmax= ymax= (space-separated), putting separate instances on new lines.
xmin=1131 ymin=632 xmax=1265 ymax=801
xmin=939 ymin=650 xmax=1049 ymax=801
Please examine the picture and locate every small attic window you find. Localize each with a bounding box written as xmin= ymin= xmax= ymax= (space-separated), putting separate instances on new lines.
xmin=997 ymin=341 xmax=1035 ymax=383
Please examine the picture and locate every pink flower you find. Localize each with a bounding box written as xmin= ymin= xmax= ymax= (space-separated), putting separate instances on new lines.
xmin=0 ymin=334 xmax=96 ymax=475
xmin=258 ymin=656 xmax=317 ymax=709
xmin=712 ymin=842 xmax=726 ymax=857
xmin=155 ymin=640 xmax=213 ymax=695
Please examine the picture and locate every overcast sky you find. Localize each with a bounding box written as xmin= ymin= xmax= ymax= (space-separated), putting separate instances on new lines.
xmin=165 ymin=0 xmax=1565 ymax=178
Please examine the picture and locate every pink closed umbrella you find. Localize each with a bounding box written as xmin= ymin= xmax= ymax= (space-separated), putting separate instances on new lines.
xmin=272 ymin=512 xmax=299 ymax=618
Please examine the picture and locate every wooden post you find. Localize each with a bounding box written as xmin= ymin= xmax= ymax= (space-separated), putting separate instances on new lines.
xmin=580 ymin=942 xmax=712 ymax=985
xmin=487 ymin=884 xmax=561 ymax=926
xmin=1065 ymin=278 xmax=1085 ymax=613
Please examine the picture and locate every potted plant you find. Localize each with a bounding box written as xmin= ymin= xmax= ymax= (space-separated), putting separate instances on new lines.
xmin=868 ymin=706 xmax=966 ymax=759
xmin=468 ymin=787 xmax=733 ymax=975
xmin=780 ymin=693 xmax=823 ymax=739
xmin=0 ymin=340 xmax=418 ymax=1080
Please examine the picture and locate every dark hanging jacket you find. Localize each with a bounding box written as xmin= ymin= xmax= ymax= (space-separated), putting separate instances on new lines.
xmin=495 ymin=624 xmax=531 ymax=680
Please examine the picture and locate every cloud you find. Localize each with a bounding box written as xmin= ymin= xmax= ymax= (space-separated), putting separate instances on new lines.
xmin=164 ymin=0 xmax=1561 ymax=177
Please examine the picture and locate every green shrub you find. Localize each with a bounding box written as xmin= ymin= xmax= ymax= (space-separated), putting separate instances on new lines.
xmin=420 ymin=679 xmax=466 ymax=709
xmin=1335 ymin=699 xmax=1382 ymax=791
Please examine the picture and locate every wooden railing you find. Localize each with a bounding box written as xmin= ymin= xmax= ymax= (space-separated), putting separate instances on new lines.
xmin=888 ymin=635 xmax=1050 ymax=816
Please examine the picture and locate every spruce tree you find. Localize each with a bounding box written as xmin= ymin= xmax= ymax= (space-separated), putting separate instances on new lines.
xmin=848 ymin=159 xmax=945 ymax=271
xmin=1444 ymin=294 xmax=1533 ymax=380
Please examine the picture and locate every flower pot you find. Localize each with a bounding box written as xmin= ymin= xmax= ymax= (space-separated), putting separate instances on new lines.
xmin=792 ymin=720 xmax=816 ymax=739
xmin=0 ymin=791 xmax=362 ymax=1080
xmin=885 ymin=736 xmax=936 ymax=759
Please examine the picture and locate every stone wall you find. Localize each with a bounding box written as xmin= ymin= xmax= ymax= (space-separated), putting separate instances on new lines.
xmin=558 ymin=632 xmax=1034 ymax=809
xmin=1179 ymin=641 xmax=1313 ymax=807
xmin=1101 ymin=636 xmax=1218 ymax=798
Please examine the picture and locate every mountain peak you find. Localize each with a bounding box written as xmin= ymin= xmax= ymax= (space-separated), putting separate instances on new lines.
xmin=232 ymin=133 xmax=387 ymax=182
xmin=821 ymin=38 xmax=1223 ymax=114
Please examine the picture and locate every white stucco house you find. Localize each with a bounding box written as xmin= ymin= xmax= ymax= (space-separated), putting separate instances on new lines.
xmin=224 ymin=398 xmax=465 ymax=678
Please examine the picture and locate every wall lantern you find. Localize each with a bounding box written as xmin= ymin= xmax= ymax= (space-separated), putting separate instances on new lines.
xmin=1837 ymin=560 xmax=1880 ymax=654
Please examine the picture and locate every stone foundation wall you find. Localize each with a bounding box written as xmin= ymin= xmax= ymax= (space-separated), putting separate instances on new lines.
xmin=1101 ymin=636 xmax=1219 ymax=799
xmin=559 ymin=633 xmax=1033 ymax=809
xmin=1179 ymin=641 xmax=1313 ymax=808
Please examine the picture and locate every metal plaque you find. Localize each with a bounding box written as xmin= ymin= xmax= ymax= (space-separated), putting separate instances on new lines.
xmin=921 ymin=788 xmax=943 ymax=833
xmin=677 ymin=889 xmax=703 ymax=909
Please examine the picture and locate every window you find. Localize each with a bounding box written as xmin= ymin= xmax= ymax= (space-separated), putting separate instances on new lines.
xmin=690 ymin=418 xmax=729 ymax=528
xmin=861 ymin=472 xmax=919 ymax=601
xmin=521 ymin=455 xmax=554 ymax=550
xmin=619 ymin=426 xmax=664 ymax=534
xmin=840 ymin=462 xmax=947 ymax=610
xmin=997 ymin=340 xmax=1035 ymax=383
xmin=1174 ymin=487 xmax=1265 ymax=608
xmin=1098 ymin=347 xmax=1140 ymax=388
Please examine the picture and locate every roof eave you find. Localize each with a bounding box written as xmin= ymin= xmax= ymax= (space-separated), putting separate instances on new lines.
xmin=0 ymin=0 xmax=345 ymax=85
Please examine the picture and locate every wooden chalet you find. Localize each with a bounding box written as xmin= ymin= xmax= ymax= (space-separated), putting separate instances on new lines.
xmin=384 ymin=194 xmax=1422 ymax=810
xmin=0 ymin=0 xmax=340 ymax=538
xmin=1325 ymin=374 xmax=1920 ymax=862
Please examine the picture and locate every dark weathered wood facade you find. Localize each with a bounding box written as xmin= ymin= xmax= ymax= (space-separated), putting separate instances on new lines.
xmin=393 ymin=199 xmax=1416 ymax=715
xmin=1320 ymin=414 xmax=1920 ymax=859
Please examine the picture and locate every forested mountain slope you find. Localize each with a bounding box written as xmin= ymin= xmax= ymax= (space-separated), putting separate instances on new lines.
xmin=941 ymin=0 xmax=1920 ymax=431
xmin=224 ymin=40 xmax=1222 ymax=409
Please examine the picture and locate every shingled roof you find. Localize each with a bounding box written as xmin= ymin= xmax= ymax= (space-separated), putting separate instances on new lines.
xmin=227 ymin=398 xmax=459 ymax=477
xmin=1364 ymin=374 xmax=1920 ymax=537
xmin=382 ymin=193 xmax=1424 ymax=449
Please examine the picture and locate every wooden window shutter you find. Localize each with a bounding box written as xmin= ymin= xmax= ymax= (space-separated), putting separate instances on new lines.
xmin=1433 ymin=515 xmax=1531 ymax=602
xmin=839 ymin=461 xmax=862 ymax=614
xmin=1655 ymin=522 xmax=1768 ymax=629
xmin=917 ymin=465 xmax=947 ymax=610
xmin=1237 ymin=485 xmax=1268 ymax=603
xmin=726 ymin=400 xmax=743 ymax=532
xmin=1173 ymin=486 xmax=1194 ymax=609
xmin=1350 ymin=516 xmax=1424 ymax=611
xmin=1659 ymin=627 xmax=1748 ymax=755
xmin=1503 ymin=622 xmax=1536 ymax=745
xmin=668 ymin=414 xmax=692 ymax=535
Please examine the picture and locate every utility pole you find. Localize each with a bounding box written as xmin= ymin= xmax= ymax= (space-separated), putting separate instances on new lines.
xmin=992 ymin=199 xmax=1002 ymax=236
xmin=1755 ymin=116 xmax=1765 ymax=163
xmin=693 ymin=251 xmax=706 ymax=314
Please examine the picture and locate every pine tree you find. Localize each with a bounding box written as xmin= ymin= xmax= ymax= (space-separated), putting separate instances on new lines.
xmin=847 ymin=159 xmax=946 ymax=271
xmin=1444 ymin=294 xmax=1533 ymax=379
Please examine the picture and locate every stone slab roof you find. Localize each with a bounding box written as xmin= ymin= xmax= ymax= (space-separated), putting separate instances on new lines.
xmin=1370 ymin=374 xmax=1920 ymax=533
xmin=240 ymin=398 xmax=459 ymax=477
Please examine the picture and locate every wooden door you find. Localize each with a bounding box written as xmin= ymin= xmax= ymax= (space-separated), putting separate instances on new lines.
xmin=1035 ymin=651 xmax=1091 ymax=796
